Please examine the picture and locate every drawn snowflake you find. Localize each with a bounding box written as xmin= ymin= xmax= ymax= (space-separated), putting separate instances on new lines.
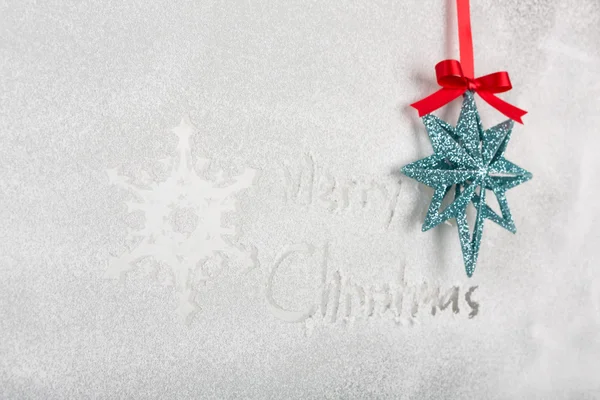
xmin=106 ymin=116 xmax=258 ymax=323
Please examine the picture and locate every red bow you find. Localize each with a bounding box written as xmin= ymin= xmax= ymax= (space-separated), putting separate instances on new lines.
xmin=410 ymin=0 xmax=527 ymax=124
xmin=410 ymin=60 xmax=527 ymax=123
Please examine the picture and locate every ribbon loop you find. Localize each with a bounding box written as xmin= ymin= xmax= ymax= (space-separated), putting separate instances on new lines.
xmin=435 ymin=59 xmax=466 ymax=88
xmin=474 ymin=72 xmax=512 ymax=94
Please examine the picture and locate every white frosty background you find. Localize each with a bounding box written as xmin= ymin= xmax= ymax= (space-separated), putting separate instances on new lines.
xmin=1 ymin=0 xmax=600 ymax=398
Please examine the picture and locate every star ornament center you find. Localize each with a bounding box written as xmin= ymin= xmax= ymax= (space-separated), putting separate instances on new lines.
xmin=402 ymin=91 xmax=532 ymax=277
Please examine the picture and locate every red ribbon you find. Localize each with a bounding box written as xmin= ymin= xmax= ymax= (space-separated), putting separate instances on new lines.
xmin=410 ymin=0 xmax=527 ymax=124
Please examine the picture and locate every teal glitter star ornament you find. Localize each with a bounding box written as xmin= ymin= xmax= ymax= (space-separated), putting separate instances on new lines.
xmin=402 ymin=92 xmax=532 ymax=277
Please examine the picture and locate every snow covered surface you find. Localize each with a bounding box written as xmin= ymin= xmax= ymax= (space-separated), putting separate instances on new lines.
xmin=1 ymin=0 xmax=599 ymax=398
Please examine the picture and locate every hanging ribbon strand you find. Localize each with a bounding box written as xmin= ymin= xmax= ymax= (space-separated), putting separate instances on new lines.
xmin=410 ymin=0 xmax=527 ymax=123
